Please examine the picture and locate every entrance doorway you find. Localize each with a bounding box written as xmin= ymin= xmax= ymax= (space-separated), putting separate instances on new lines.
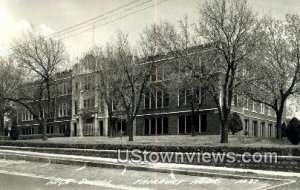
xmin=99 ymin=120 xmax=103 ymax=136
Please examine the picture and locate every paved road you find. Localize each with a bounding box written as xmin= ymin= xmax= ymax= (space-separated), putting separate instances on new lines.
xmin=0 ymin=159 xmax=297 ymax=190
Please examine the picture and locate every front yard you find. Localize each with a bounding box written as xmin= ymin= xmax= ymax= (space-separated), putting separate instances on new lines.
xmin=28 ymin=135 xmax=294 ymax=147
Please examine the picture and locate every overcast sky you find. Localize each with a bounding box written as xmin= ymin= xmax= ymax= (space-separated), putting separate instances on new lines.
xmin=1 ymin=0 xmax=300 ymax=116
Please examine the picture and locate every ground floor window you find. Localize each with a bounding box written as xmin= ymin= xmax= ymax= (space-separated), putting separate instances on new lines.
xmin=47 ymin=126 xmax=54 ymax=134
xmin=117 ymin=119 xmax=127 ymax=135
xmin=253 ymin=121 xmax=258 ymax=137
xmin=261 ymin=122 xmax=265 ymax=137
xmin=59 ymin=125 xmax=66 ymax=134
xmin=178 ymin=114 xmax=207 ymax=134
xmin=244 ymin=119 xmax=249 ymax=135
xmin=144 ymin=117 xmax=168 ymax=135
xmin=268 ymin=123 xmax=272 ymax=138
xmin=22 ymin=127 xmax=34 ymax=135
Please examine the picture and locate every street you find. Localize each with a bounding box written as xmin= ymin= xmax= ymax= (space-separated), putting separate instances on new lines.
xmin=0 ymin=159 xmax=296 ymax=190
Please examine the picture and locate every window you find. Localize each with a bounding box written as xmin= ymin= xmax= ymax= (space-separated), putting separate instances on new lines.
xmin=163 ymin=92 xmax=169 ymax=107
xmin=144 ymin=91 xmax=150 ymax=109
xmin=233 ymin=95 xmax=238 ymax=106
xmin=23 ymin=127 xmax=34 ymax=135
xmin=244 ymin=98 xmax=249 ymax=110
xmin=157 ymin=91 xmax=162 ymax=108
xmin=74 ymin=101 xmax=78 ymax=115
xmin=117 ymin=119 xmax=127 ymax=135
xmin=179 ymin=116 xmax=185 ymax=134
xmin=157 ymin=64 xmax=163 ymax=81
xmin=252 ymin=101 xmax=256 ymax=112
xmin=47 ymin=126 xmax=54 ymax=134
xmin=150 ymin=92 xmax=156 ymax=109
xmin=151 ymin=65 xmax=157 ymax=82
xmin=178 ymin=115 xmax=202 ymax=134
xmin=59 ymin=125 xmax=66 ymax=134
xmin=268 ymin=123 xmax=272 ymax=138
xmin=178 ymin=89 xmax=186 ymax=106
xmin=267 ymin=106 xmax=271 ymax=116
xmin=260 ymin=104 xmax=265 ymax=114
xmin=261 ymin=122 xmax=265 ymax=137
xmin=75 ymin=82 xmax=79 ymax=92
xmin=83 ymin=98 xmax=95 ymax=108
xmin=144 ymin=119 xmax=150 ymax=135
xmin=163 ymin=117 xmax=168 ymax=134
xmin=151 ymin=118 xmax=156 ymax=134
xmin=22 ymin=109 xmax=33 ymax=121
xmin=58 ymin=102 xmax=70 ymax=117
xmin=244 ymin=119 xmax=249 ymax=135
xmin=253 ymin=121 xmax=258 ymax=137
xmin=144 ymin=117 xmax=168 ymax=135
xmin=200 ymin=114 xmax=207 ymax=132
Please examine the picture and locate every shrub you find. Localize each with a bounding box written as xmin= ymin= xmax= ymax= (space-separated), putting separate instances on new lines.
xmin=229 ymin=112 xmax=243 ymax=135
xmin=286 ymin=117 xmax=300 ymax=145
xmin=10 ymin=120 xmax=19 ymax=140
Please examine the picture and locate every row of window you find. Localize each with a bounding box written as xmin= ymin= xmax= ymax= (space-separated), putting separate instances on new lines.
xmin=143 ymin=115 xmax=208 ymax=135
xmin=21 ymin=125 xmax=67 ymax=135
xmin=233 ymin=96 xmax=276 ymax=116
xmin=21 ymin=109 xmax=33 ymax=121
xmin=57 ymin=82 xmax=72 ymax=96
xmin=179 ymin=114 xmax=207 ymax=134
xmin=144 ymin=91 xmax=169 ymax=109
xmin=58 ymin=102 xmax=71 ymax=117
xmin=244 ymin=119 xmax=276 ymax=138
xmin=83 ymin=98 xmax=95 ymax=109
xmin=22 ymin=127 xmax=34 ymax=135
xmin=144 ymin=117 xmax=168 ymax=135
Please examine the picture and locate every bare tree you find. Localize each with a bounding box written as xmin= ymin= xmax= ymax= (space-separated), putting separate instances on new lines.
xmin=109 ymin=31 xmax=154 ymax=141
xmin=142 ymin=17 xmax=215 ymax=136
xmin=84 ymin=46 xmax=121 ymax=137
xmin=195 ymin=0 xmax=263 ymax=143
xmin=0 ymin=58 xmax=22 ymax=135
xmin=245 ymin=15 xmax=300 ymax=139
xmin=11 ymin=32 xmax=67 ymax=141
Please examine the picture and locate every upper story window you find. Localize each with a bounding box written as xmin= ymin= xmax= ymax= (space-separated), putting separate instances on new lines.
xmin=58 ymin=102 xmax=70 ymax=117
xmin=244 ymin=98 xmax=249 ymax=110
xmin=22 ymin=109 xmax=33 ymax=121
xmin=83 ymin=98 xmax=95 ymax=109
xmin=252 ymin=101 xmax=256 ymax=112
xmin=144 ymin=90 xmax=169 ymax=109
xmin=149 ymin=64 xmax=164 ymax=82
xmin=260 ymin=103 xmax=265 ymax=114
xmin=178 ymin=87 xmax=201 ymax=106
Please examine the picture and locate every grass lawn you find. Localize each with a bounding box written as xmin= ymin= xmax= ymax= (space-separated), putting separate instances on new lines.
xmin=27 ymin=135 xmax=295 ymax=147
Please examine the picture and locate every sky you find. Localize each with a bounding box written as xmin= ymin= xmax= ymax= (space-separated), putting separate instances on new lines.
xmin=1 ymin=0 xmax=300 ymax=117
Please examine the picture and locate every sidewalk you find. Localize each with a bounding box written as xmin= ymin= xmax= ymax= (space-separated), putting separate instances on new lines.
xmin=0 ymin=148 xmax=299 ymax=182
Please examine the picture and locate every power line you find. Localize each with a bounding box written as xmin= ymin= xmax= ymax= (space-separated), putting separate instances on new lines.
xmin=51 ymin=0 xmax=151 ymax=38
xmin=54 ymin=0 xmax=154 ymax=39
xmin=51 ymin=0 xmax=141 ymax=37
xmin=58 ymin=0 xmax=167 ymax=40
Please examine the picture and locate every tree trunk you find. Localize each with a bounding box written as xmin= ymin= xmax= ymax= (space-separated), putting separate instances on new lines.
xmin=220 ymin=108 xmax=229 ymax=143
xmin=42 ymin=118 xmax=47 ymax=141
xmin=220 ymin=119 xmax=229 ymax=143
xmin=109 ymin=116 xmax=115 ymax=138
xmin=275 ymin=111 xmax=283 ymax=139
xmin=191 ymin=107 xmax=196 ymax=136
xmin=128 ymin=118 xmax=133 ymax=141
xmin=0 ymin=112 xmax=4 ymax=136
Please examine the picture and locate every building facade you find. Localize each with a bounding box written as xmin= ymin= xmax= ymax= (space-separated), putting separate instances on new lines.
xmin=17 ymin=55 xmax=282 ymax=139
xmin=17 ymin=70 xmax=72 ymax=137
